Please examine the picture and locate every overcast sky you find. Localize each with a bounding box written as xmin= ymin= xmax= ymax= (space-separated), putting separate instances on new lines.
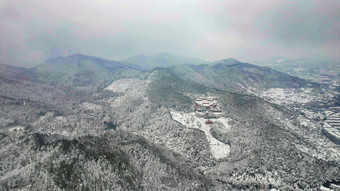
xmin=1 ymin=0 xmax=340 ymax=66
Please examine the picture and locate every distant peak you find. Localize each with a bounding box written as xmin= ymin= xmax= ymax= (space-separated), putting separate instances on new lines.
xmin=44 ymin=53 xmax=117 ymax=65
xmin=47 ymin=53 xmax=85 ymax=61
xmin=212 ymin=58 xmax=242 ymax=65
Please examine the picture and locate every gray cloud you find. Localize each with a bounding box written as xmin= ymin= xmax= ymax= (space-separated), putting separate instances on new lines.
xmin=0 ymin=0 xmax=339 ymax=67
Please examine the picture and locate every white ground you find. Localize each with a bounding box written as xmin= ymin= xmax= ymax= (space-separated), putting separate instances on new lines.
xmin=170 ymin=111 xmax=231 ymax=160
xmin=105 ymin=78 xmax=150 ymax=108
xmin=0 ymin=167 xmax=25 ymax=181
xmin=8 ymin=126 xmax=24 ymax=132
xmin=104 ymin=78 xmax=148 ymax=93
xmin=261 ymin=88 xmax=315 ymax=105
xmin=80 ymin=102 xmax=102 ymax=111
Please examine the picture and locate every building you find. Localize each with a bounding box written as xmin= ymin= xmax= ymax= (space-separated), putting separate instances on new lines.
xmin=195 ymin=97 xmax=222 ymax=119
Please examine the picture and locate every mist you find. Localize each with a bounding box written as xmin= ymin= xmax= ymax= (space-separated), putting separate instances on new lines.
xmin=1 ymin=0 xmax=339 ymax=67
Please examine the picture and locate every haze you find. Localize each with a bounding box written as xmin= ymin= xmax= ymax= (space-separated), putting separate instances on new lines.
xmin=1 ymin=0 xmax=340 ymax=67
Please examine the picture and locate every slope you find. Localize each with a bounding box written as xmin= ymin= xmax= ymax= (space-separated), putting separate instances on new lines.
xmin=0 ymin=63 xmax=36 ymax=83
xmin=171 ymin=61 xmax=316 ymax=95
xmin=0 ymin=131 xmax=212 ymax=190
xmin=1 ymin=55 xmax=339 ymax=190
xmin=146 ymin=69 xmax=340 ymax=189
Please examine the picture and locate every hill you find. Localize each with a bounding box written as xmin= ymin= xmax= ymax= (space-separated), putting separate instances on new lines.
xmin=212 ymin=58 xmax=242 ymax=65
xmin=171 ymin=61 xmax=316 ymax=95
xmin=0 ymin=63 xmax=36 ymax=83
xmin=33 ymin=54 xmax=145 ymax=86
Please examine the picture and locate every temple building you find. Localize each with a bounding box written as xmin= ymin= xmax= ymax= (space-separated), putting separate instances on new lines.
xmin=195 ymin=97 xmax=222 ymax=119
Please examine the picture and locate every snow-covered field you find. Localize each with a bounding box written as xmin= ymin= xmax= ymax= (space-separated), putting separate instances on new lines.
xmin=105 ymin=78 xmax=149 ymax=108
xmin=104 ymin=78 xmax=148 ymax=93
xmin=170 ymin=111 xmax=231 ymax=160
xmin=80 ymin=102 xmax=102 ymax=111
xmin=261 ymin=88 xmax=315 ymax=105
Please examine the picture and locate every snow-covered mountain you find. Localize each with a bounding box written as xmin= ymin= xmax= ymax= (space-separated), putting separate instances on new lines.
xmin=0 ymin=54 xmax=339 ymax=190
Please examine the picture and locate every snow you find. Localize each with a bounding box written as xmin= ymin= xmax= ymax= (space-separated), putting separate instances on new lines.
xmin=105 ymin=78 xmax=150 ymax=108
xmin=170 ymin=111 xmax=231 ymax=159
xmin=0 ymin=167 xmax=25 ymax=181
xmin=8 ymin=126 xmax=24 ymax=132
xmin=261 ymin=88 xmax=315 ymax=105
xmin=80 ymin=102 xmax=102 ymax=111
xmin=320 ymin=186 xmax=332 ymax=191
xmin=236 ymin=83 xmax=259 ymax=96
xmin=55 ymin=116 xmax=66 ymax=122
xmin=104 ymin=78 xmax=147 ymax=93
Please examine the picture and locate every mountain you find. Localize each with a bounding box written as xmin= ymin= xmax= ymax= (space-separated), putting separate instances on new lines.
xmin=212 ymin=58 xmax=242 ymax=65
xmin=122 ymin=53 xmax=207 ymax=70
xmin=33 ymin=54 xmax=145 ymax=86
xmin=171 ymin=60 xmax=316 ymax=95
xmin=0 ymin=63 xmax=36 ymax=83
xmin=1 ymin=54 xmax=339 ymax=190
xmin=0 ymin=131 xmax=212 ymax=190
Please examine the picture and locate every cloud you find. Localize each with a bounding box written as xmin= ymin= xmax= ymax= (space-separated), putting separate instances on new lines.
xmin=0 ymin=0 xmax=339 ymax=66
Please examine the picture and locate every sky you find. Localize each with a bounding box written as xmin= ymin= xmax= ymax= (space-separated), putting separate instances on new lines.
xmin=1 ymin=0 xmax=340 ymax=67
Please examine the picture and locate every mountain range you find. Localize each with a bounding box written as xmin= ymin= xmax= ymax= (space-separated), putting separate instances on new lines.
xmin=1 ymin=53 xmax=318 ymax=93
xmin=0 ymin=53 xmax=339 ymax=190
